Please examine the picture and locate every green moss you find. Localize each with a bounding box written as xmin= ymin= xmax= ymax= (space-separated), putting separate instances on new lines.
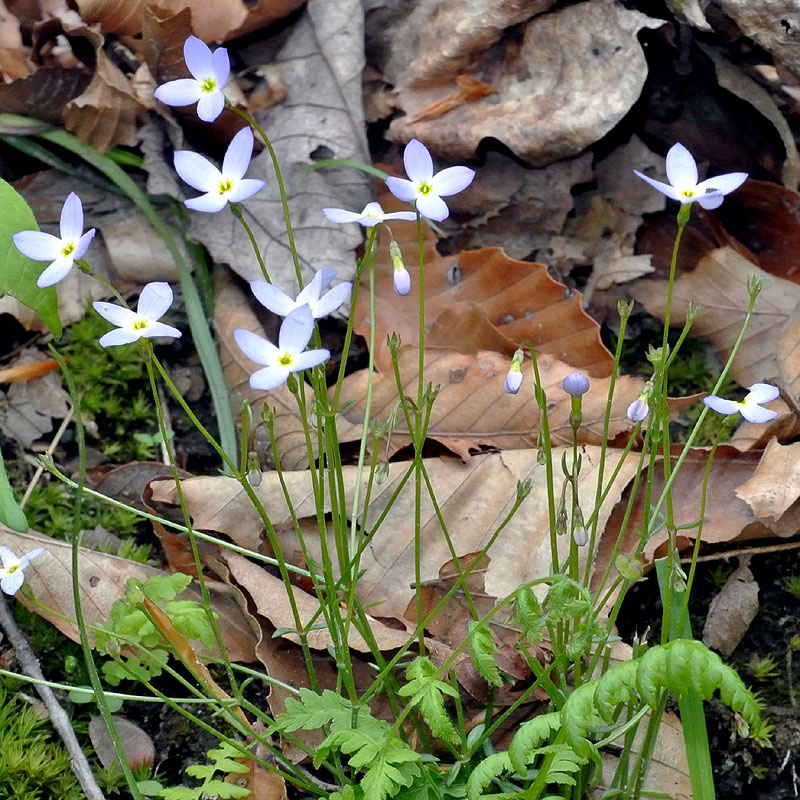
xmin=0 ymin=685 xmax=85 ymax=800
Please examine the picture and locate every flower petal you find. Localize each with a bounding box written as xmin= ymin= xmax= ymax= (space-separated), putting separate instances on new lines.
xmin=183 ymin=35 xmax=214 ymax=80
xmin=739 ymin=404 xmax=778 ymax=424
xmin=383 ymin=210 xmax=418 ymax=221
xmin=60 ymin=192 xmax=84 ymax=241
xmin=385 ymin=176 xmax=418 ymax=203
xmin=154 ymin=78 xmax=202 ymax=107
xmin=393 ymin=268 xmax=411 ymax=296
xmin=291 ymin=348 xmax=330 ymax=372
xmin=250 ymin=280 xmax=296 ymax=316
xmin=415 ymin=193 xmax=449 ymax=221
xmin=626 ymin=399 xmax=649 ymax=422
xmin=249 ymin=364 xmax=290 ymax=391
xmin=745 ymin=383 xmax=780 ymax=404
xmin=504 ymin=371 xmax=523 ymax=394
xmin=184 ymin=192 xmax=229 ymax=213
xmin=18 ymin=548 xmax=45 ymax=569
xmin=140 ymin=321 xmax=182 ymax=339
xmin=322 ymin=207 xmax=362 ymax=224
xmin=212 ymin=46 xmax=230 ymax=87
xmin=137 ymin=281 xmax=173 ymax=320
xmin=0 ymin=546 xmax=16 ymax=569
xmin=174 ymin=151 xmax=221 ymax=192
xmin=196 ymin=90 xmax=225 ymax=122
xmin=36 ymin=257 xmax=74 ymax=287
xmin=227 ymin=179 xmax=265 ymax=203
xmin=361 ymin=202 xmax=385 ymax=217
xmin=695 ymin=172 xmax=748 ymax=197
xmin=12 ymin=230 xmax=62 ymax=261
xmin=233 ymin=328 xmax=278 ymax=366
xmin=74 ymin=229 xmax=96 ymax=260
xmin=311 ymin=282 xmax=351 ymax=317
xmin=99 ymin=328 xmax=142 ymax=348
xmin=278 ymin=304 xmax=315 ymax=353
xmin=403 ymin=138 xmax=434 ymax=182
xmin=1 ymin=570 xmax=24 ymax=595
xmin=316 ymin=267 xmax=336 ymax=290
xmin=665 ymin=143 xmax=698 ymax=190
xmin=222 ymin=127 xmax=254 ymax=181
xmin=296 ymin=269 xmax=325 ymax=306
xmin=696 ymin=193 xmax=725 ymax=210
xmin=632 ymin=171 xmax=683 ymax=202
xmin=431 ymin=165 xmax=475 ymax=197
xmin=702 ymin=395 xmax=740 ymax=416
xmin=93 ymin=301 xmax=137 ymax=327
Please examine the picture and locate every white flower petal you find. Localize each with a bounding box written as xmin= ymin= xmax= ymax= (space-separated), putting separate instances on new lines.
xmin=415 ymin=193 xmax=449 ymax=221
xmin=702 ymin=395 xmax=739 ymax=416
xmin=233 ymin=328 xmax=278 ymax=366
xmin=696 ymin=193 xmax=725 ymax=210
xmin=323 ymin=207 xmax=361 ymax=224
xmin=504 ymin=371 xmax=523 ymax=394
xmin=154 ymin=79 xmax=202 ymax=107
xmin=212 ymin=46 xmax=230 ymax=86
xmin=632 ymin=171 xmax=683 ymax=202
xmin=222 ymin=127 xmax=254 ymax=181
xmin=196 ymin=90 xmax=225 ymax=122
xmin=18 ymin=548 xmax=45 ymax=569
xmin=227 ymin=179 xmax=265 ymax=203
xmin=393 ymin=268 xmax=411 ymax=296
xmin=99 ymin=328 xmax=141 ymax=348
xmin=361 ymin=202 xmax=385 ymax=217
xmin=745 ymin=383 xmax=780 ymax=404
xmin=74 ymin=229 xmax=96 ymax=260
xmin=695 ymin=172 xmax=748 ymax=197
xmin=665 ymin=143 xmax=698 ymax=189
xmin=278 ymin=305 xmax=314 ymax=353
xmin=13 ymin=230 xmax=62 ymax=261
xmin=291 ymin=349 xmax=330 ymax=372
xmin=296 ymin=270 xmax=324 ymax=306
xmin=0 ymin=546 xmax=16 ymax=568
xmin=383 ymin=210 xmax=418 ymax=221
xmin=36 ymin=256 xmax=74 ymax=287
xmin=250 ymin=280 xmax=296 ymax=316
xmin=137 ymin=282 xmax=173 ymax=320
xmin=385 ymin=176 xmax=418 ymax=203
xmin=184 ymin=35 xmax=214 ymax=79
xmin=174 ymin=151 xmax=221 ymax=192
xmin=431 ymin=165 xmax=475 ymax=197
xmin=312 ymin=282 xmax=351 ymax=317
xmin=60 ymin=192 xmax=84 ymax=241
xmin=140 ymin=321 xmax=182 ymax=339
xmin=739 ymin=404 xmax=778 ymax=424
xmin=403 ymin=138 xmax=434 ymax=182
xmin=316 ymin=267 xmax=336 ymax=290
xmin=1 ymin=570 xmax=24 ymax=595
xmin=184 ymin=192 xmax=229 ymax=213
xmin=93 ymin=301 xmax=137 ymax=327
xmin=626 ymin=399 xmax=649 ymax=422
xmin=249 ymin=364 xmax=290 ymax=391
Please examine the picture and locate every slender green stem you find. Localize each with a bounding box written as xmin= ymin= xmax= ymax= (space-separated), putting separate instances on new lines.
xmin=230 ymin=203 xmax=271 ymax=283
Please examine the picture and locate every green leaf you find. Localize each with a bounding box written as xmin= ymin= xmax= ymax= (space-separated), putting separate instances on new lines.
xmin=0 ymin=177 xmax=61 ymax=337
xmin=0 ymin=450 xmax=27 ymax=532
xmin=468 ymin=622 xmax=502 ymax=688
xmin=398 ymin=656 xmax=460 ymax=745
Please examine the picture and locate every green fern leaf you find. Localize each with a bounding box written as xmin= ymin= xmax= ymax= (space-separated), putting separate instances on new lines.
xmin=469 ymin=622 xmax=502 ymax=688
xmin=507 ymin=712 xmax=562 ymax=774
xmin=398 ymin=656 xmax=460 ymax=745
xmin=466 ymin=752 xmax=512 ymax=800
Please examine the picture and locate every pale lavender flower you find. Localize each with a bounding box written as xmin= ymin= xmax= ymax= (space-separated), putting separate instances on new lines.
xmin=0 ymin=546 xmax=44 ymax=595
xmin=93 ymin=282 xmax=182 ymax=348
xmin=13 ymin=192 xmax=96 ymax=288
xmin=251 ymin=267 xmax=351 ymax=319
xmin=153 ymin=35 xmax=229 ymax=122
xmin=504 ymin=349 xmax=525 ymax=394
xmin=389 ymin=240 xmax=411 ymax=296
xmin=627 ymin=398 xmax=649 ymax=423
xmin=322 ymin=201 xmax=416 ymax=227
xmin=703 ymin=383 xmax=779 ymax=424
xmin=234 ymin=304 xmax=329 ymax=391
xmin=634 ymin=143 xmax=747 ymax=210
xmin=174 ymin=127 xmax=264 ymax=213
xmin=562 ymin=372 xmax=590 ymax=397
xmin=385 ymin=138 xmax=475 ymax=221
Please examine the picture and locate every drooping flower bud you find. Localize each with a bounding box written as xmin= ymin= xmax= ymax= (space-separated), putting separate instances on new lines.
xmin=504 ymin=348 xmax=525 ymax=394
xmin=389 ymin=240 xmax=411 ymax=296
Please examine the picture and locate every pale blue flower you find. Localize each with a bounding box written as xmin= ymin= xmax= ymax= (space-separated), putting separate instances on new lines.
xmin=154 ymin=35 xmax=229 ymax=122
xmin=234 ymin=304 xmax=329 ymax=391
xmin=251 ymin=267 xmax=351 ymax=319
xmin=0 ymin=546 xmax=44 ymax=595
xmin=322 ymin=201 xmax=416 ymax=227
xmin=562 ymin=372 xmax=590 ymax=397
xmin=703 ymin=383 xmax=779 ymax=423
xmin=174 ymin=127 xmax=265 ymax=213
xmin=627 ymin=398 xmax=649 ymax=423
xmin=93 ymin=282 xmax=182 ymax=348
xmin=389 ymin=240 xmax=411 ymax=296
xmin=385 ymin=138 xmax=475 ymax=221
xmin=504 ymin=348 xmax=524 ymax=394
xmin=13 ymin=192 xmax=96 ymax=287
xmin=634 ymin=143 xmax=747 ymax=210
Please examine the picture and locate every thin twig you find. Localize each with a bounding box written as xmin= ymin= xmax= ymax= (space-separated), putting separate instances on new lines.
xmin=0 ymin=590 xmax=105 ymax=800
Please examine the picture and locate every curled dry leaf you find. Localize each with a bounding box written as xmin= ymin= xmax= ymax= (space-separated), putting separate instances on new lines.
xmin=384 ymin=0 xmax=662 ymax=162
xmin=701 ymin=560 xmax=759 ymax=658
xmin=735 ymin=438 xmax=800 ymax=521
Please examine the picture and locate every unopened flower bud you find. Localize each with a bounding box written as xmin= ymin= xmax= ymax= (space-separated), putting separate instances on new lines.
xmin=389 ymin=240 xmax=411 ymax=296
xmin=504 ymin=348 xmax=525 ymax=394
xmin=572 ymin=527 xmax=589 ymax=547
xmin=617 ymin=298 xmax=634 ymax=321
xmin=627 ymin=382 xmax=653 ymax=423
xmin=562 ymin=371 xmax=590 ymax=397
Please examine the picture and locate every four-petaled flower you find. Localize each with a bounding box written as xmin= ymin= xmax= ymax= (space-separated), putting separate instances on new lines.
xmin=13 ymin=192 xmax=96 ymax=288
xmin=0 ymin=546 xmax=44 ymax=595
xmin=322 ymin=201 xmax=417 ymax=227
xmin=174 ymin=127 xmax=265 ymax=213
xmin=234 ymin=304 xmax=329 ymax=391
xmin=634 ymin=143 xmax=747 ymax=210
xmin=385 ymin=139 xmax=475 ymax=221
xmin=154 ymin=35 xmax=229 ymax=123
xmin=93 ymin=282 xmax=182 ymax=348
xmin=704 ymin=383 xmax=779 ymax=424
xmin=251 ymin=267 xmax=351 ymax=319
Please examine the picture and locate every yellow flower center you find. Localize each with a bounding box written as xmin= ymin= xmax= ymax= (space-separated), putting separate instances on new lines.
xmin=61 ymin=241 xmax=76 ymax=257
xmin=200 ymin=77 xmax=217 ymax=95
xmin=218 ymin=178 xmax=234 ymax=195
xmin=4 ymin=563 xmax=19 ymax=575
xmin=681 ymin=189 xmax=696 ymax=199
xmin=418 ymin=182 xmax=433 ymax=196
xmin=278 ymin=353 xmax=294 ymax=367
xmin=132 ymin=319 xmax=150 ymax=331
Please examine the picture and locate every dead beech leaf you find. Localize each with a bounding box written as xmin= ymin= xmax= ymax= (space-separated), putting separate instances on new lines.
xmin=385 ymin=0 xmax=662 ymax=162
xmin=0 ymin=68 xmax=90 ymax=122
xmin=0 ymin=527 xmax=257 ymax=662
xmin=735 ymin=438 xmax=800 ymax=521
xmin=633 ymin=247 xmax=800 ymax=388
xmin=701 ymin=560 xmax=759 ymax=658
xmin=0 ymin=0 xmax=33 ymax=80
xmin=728 ymin=399 xmax=800 ymax=451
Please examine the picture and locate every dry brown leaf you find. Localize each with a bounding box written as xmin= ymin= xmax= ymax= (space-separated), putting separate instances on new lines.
xmin=728 ymin=400 xmax=800 ymax=451
xmin=777 ymin=305 xmax=800 ymax=412
xmin=0 ymin=527 xmax=257 ymax=662
xmin=633 ymin=247 xmax=800 ymax=388
xmin=384 ymin=0 xmax=662 ymax=162
xmin=149 ymin=446 xmax=640 ymax=622
xmin=701 ymin=559 xmax=759 ymax=657
xmin=0 ymin=0 xmax=33 ymax=79
xmin=0 ymin=67 xmax=90 ymax=121
xmin=735 ymin=438 xmax=800 ymax=521
xmin=88 ymin=715 xmax=155 ymax=770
